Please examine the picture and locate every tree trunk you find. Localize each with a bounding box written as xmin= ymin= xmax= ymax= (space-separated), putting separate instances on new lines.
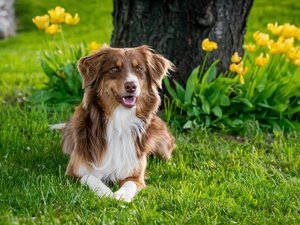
xmin=0 ymin=0 xmax=16 ymax=39
xmin=111 ymin=0 xmax=253 ymax=85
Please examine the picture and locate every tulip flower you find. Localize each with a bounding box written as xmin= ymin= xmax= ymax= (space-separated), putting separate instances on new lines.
xmin=230 ymin=62 xmax=247 ymax=84
xmin=89 ymin=41 xmax=100 ymax=52
xmin=255 ymin=53 xmax=269 ymax=67
xmin=32 ymin=15 xmax=50 ymax=30
xmin=48 ymin=6 xmax=66 ymax=24
xmin=229 ymin=63 xmax=238 ymax=73
xmin=236 ymin=62 xmax=248 ymax=84
xmin=244 ymin=43 xmax=256 ymax=53
xmin=236 ymin=63 xmax=248 ymax=75
xmin=239 ymin=75 xmax=245 ymax=85
xmin=231 ymin=52 xmax=242 ymax=63
xmin=286 ymin=47 xmax=299 ymax=61
xmin=281 ymin=23 xmax=297 ymax=38
xmin=45 ymin=24 xmax=60 ymax=35
xmin=253 ymin=31 xmax=270 ymax=46
xmin=294 ymin=58 xmax=300 ymax=67
xmin=65 ymin=13 xmax=80 ymax=25
xmin=202 ymin=38 xmax=218 ymax=52
xmin=267 ymin=22 xmax=283 ymax=36
xmin=269 ymin=37 xmax=294 ymax=54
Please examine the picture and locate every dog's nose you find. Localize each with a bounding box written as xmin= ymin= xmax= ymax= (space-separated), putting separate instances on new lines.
xmin=125 ymin=81 xmax=137 ymax=93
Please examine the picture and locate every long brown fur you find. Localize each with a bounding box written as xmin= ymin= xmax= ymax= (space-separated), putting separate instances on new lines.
xmin=62 ymin=45 xmax=175 ymax=190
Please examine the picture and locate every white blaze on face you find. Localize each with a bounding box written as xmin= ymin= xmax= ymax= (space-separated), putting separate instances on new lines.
xmin=126 ymin=74 xmax=141 ymax=96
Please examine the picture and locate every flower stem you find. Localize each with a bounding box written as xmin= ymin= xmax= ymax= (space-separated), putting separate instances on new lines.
xmin=199 ymin=52 xmax=208 ymax=80
xmin=59 ymin=24 xmax=68 ymax=62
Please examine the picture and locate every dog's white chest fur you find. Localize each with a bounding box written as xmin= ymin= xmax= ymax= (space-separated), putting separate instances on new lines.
xmin=92 ymin=106 xmax=143 ymax=183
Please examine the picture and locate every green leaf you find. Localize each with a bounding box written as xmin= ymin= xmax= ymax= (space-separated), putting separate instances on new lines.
xmin=183 ymin=120 xmax=193 ymax=129
xmin=200 ymin=95 xmax=210 ymax=114
xmin=174 ymin=80 xmax=185 ymax=102
xmin=234 ymin=98 xmax=253 ymax=108
xmin=287 ymin=106 xmax=300 ymax=117
xmin=206 ymin=63 xmax=217 ymax=84
xmin=184 ymin=66 xmax=199 ymax=104
xmin=200 ymin=60 xmax=219 ymax=94
xmin=40 ymin=59 xmax=59 ymax=78
xmin=205 ymin=116 xmax=211 ymax=127
xmin=271 ymin=103 xmax=289 ymax=113
xmin=257 ymin=102 xmax=272 ymax=109
xmin=255 ymin=83 xmax=278 ymax=102
xmin=163 ymin=77 xmax=178 ymax=100
xmin=202 ymin=60 xmax=219 ymax=83
xmin=193 ymin=106 xmax=201 ymax=117
xmin=256 ymin=84 xmax=265 ymax=93
xmin=219 ymin=95 xmax=230 ymax=106
xmin=211 ymin=105 xmax=223 ymax=118
xmin=226 ymin=119 xmax=244 ymax=128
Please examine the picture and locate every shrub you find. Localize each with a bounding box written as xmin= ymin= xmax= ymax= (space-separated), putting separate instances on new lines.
xmin=30 ymin=6 xmax=100 ymax=109
xmin=164 ymin=23 xmax=300 ymax=133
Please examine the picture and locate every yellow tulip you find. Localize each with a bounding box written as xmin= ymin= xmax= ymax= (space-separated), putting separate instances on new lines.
xmin=32 ymin=15 xmax=50 ymax=30
xmin=267 ymin=22 xmax=283 ymax=36
xmin=229 ymin=62 xmax=247 ymax=84
xmin=281 ymin=23 xmax=298 ymax=38
xmin=239 ymin=74 xmax=245 ymax=85
xmin=235 ymin=63 xmax=248 ymax=84
xmin=269 ymin=37 xmax=294 ymax=54
xmin=294 ymin=58 xmax=300 ymax=67
xmin=231 ymin=52 xmax=242 ymax=63
xmin=285 ymin=47 xmax=299 ymax=61
xmin=48 ymin=6 xmax=66 ymax=24
xmin=269 ymin=42 xmax=281 ymax=54
xmin=253 ymin=31 xmax=270 ymax=46
xmin=89 ymin=41 xmax=100 ymax=52
xmin=65 ymin=13 xmax=80 ymax=25
xmin=236 ymin=63 xmax=248 ymax=76
xmin=255 ymin=53 xmax=269 ymax=67
xmin=45 ymin=24 xmax=60 ymax=35
xmin=202 ymin=38 xmax=218 ymax=52
xmin=229 ymin=63 xmax=238 ymax=72
xmin=244 ymin=43 xmax=256 ymax=53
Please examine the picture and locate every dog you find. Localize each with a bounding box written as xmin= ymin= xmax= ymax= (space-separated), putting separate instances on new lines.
xmin=61 ymin=45 xmax=175 ymax=202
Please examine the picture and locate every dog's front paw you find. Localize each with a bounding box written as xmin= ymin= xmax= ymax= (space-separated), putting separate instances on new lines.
xmin=96 ymin=188 xmax=113 ymax=198
xmin=113 ymin=189 xmax=133 ymax=202
xmin=113 ymin=181 xmax=138 ymax=203
xmin=80 ymin=174 xmax=113 ymax=198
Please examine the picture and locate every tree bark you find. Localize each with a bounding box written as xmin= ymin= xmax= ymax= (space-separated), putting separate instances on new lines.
xmin=0 ymin=0 xmax=16 ymax=39
xmin=111 ymin=0 xmax=253 ymax=85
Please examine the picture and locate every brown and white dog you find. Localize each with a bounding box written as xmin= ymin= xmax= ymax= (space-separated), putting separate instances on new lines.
xmin=61 ymin=45 xmax=175 ymax=202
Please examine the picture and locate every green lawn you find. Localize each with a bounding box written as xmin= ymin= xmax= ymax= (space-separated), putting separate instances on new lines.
xmin=0 ymin=0 xmax=300 ymax=224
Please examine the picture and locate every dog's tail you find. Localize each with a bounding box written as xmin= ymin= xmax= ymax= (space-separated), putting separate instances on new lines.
xmin=49 ymin=123 xmax=66 ymax=130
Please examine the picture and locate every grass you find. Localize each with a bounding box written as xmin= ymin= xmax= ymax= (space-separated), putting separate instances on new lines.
xmin=0 ymin=0 xmax=300 ymax=224
xmin=245 ymin=0 xmax=300 ymax=42
xmin=1 ymin=107 xmax=299 ymax=224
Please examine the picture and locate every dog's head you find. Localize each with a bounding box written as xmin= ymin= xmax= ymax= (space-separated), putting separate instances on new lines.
xmin=78 ymin=45 xmax=173 ymax=115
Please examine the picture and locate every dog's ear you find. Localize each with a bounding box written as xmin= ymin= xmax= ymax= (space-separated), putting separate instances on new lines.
xmin=138 ymin=45 xmax=174 ymax=89
xmin=78 ymin=45 xmax=110 ymax=88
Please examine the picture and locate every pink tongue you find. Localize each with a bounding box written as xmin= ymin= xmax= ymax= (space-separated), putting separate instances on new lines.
xmin=121 ymin=96 xmax=136 ymax=108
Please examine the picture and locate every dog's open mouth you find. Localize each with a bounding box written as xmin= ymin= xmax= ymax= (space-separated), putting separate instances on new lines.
xmin=113 ymin=91 xmax=137 ymax=108
xmin=121 ymin=96 xmax=137 ymax=108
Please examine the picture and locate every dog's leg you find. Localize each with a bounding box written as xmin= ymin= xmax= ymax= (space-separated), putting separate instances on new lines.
xmin=80 ymin=174 xmax=113 ymax=197
xmin=113 ymin=181 xmax=139 ymax=202
xmin=114 ymin=156 xmax=146 ymax=202
xmin=146 ymin=116 xmax=175 ymax=160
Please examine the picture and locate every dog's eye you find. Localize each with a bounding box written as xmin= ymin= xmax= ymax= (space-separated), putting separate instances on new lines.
xmin=110 ymin=67 xmax=119 ymax=73
xmin=136 ymin=66 xmax=144 ymax=72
